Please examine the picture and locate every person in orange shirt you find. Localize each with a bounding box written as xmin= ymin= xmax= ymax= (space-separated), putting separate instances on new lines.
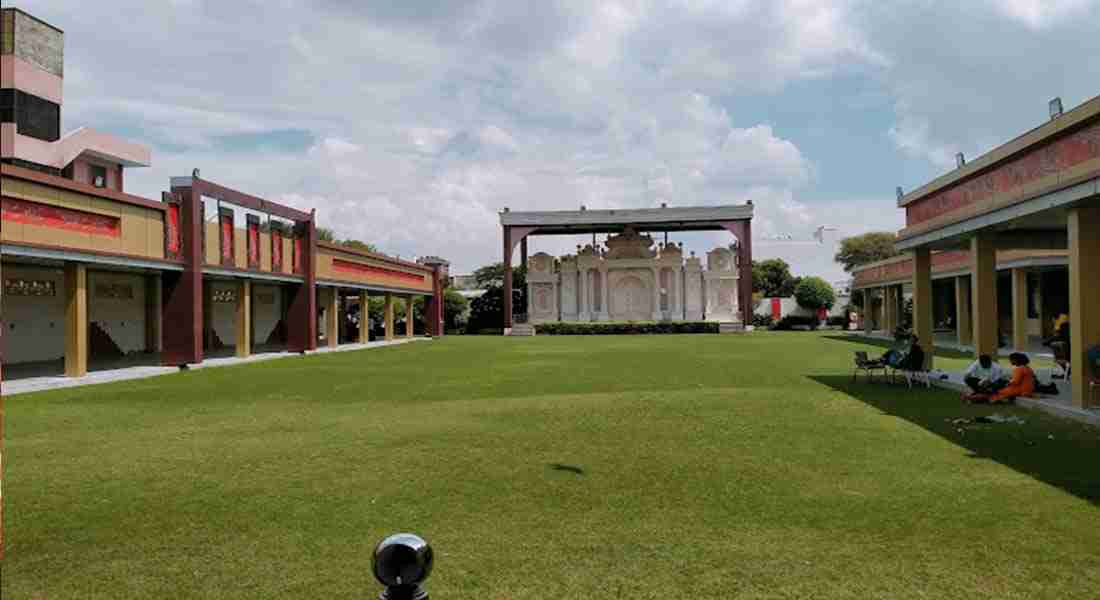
xmin=969 ymin=353 xmax=1035 ymax=404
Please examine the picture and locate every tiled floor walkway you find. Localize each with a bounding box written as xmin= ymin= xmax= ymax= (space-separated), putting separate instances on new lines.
xmin=2 ymin=338 xmax=428 ymax=397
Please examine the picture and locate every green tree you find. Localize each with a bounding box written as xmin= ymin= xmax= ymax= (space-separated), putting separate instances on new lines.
xmin=794 ymin=277 xmax=836 ymax=311
xmin=316 ymin=227 xmax=336 ymax=242
xmin=472 ymin=262 xmax=526 ymax=289
xmin=834 ymin=232 xmax=900 ymax=272
xmin=340 ymin=239 xmax=378 ymax=253
xmin=443 ymin=289 xmax=469 ymax=331
xmin=752 ymin=259 xmax=798 ymax=297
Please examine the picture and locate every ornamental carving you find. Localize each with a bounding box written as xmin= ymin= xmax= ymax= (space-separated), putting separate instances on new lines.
xmin=605 ymin=227 xmax=656 ymax=259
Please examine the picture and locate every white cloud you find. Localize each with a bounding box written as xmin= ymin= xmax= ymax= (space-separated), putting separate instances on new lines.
xmin=34 ymin=0 xmax=1095 ymax=278
xmin=990 ymin=0 xmax=1095 ymax=28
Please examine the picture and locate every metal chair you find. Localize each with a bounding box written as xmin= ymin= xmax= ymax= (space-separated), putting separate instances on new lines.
xmin=1051 ymin=341 xmax=1071 ymax=379
xmin=853 ymin=351 xmax=887 ymax=382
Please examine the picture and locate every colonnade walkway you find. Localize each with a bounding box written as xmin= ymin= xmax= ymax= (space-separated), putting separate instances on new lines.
xmin=2 ymin=338 xmax=428 ymax=397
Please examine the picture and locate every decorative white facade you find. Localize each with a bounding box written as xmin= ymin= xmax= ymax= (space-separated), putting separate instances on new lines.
xmin=525 ymin=227 xmax=742 ymax=324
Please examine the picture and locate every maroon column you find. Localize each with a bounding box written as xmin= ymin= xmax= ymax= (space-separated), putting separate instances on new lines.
xmin=162 ymin=186 xmax=204 ymax=366
xmin=287 ymin=211 xmax=317 ymax=352
xmin=503 ymin=226 xmax=513 ymax=331
xmin=738 ymin=220 xmax=753 ymax=326
xmin=721 ymin=219 xmax=754 ymax=327
xmin=431 ymin=265 xmax=445 ymax=336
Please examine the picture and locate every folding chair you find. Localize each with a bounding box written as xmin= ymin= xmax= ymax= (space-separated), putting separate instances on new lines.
xmin=852 ymin=351 xmax=887 ymax=382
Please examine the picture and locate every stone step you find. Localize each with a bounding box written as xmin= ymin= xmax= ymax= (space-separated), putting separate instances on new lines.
xmin=509 ymin=324 xmax=536 ymax=336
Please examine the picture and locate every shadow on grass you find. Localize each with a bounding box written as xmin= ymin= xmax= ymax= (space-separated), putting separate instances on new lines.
xmin=549 ymin=463 xmax=585 ymax=476
xmin=820 ymin=334 xmax=977 ymax=360
xmin=810 ymin=375 xmax=1100 ymax=506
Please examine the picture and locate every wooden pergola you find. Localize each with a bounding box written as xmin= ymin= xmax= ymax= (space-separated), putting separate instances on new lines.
xmin=498 ymin=204 xmax=755 ymax=330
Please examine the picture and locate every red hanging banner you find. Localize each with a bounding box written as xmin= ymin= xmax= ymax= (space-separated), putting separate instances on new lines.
xmin=271 ymin=228 xmax=283 ymax=271
xmin=219 ymin=209 xmax=234 ymax=266
xmin=247 ymin=215 xmax=260 ymax=269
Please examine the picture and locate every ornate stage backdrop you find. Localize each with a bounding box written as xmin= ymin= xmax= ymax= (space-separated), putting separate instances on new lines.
xmin=526 ymin=227 xmax=742 ymax=324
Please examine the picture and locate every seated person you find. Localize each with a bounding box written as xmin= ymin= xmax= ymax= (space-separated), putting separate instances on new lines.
xmin=970 ymin=353 xmax=1035 ymax=404
xmin=899 ymin=336 xmax=926 ymax=372
xmin=963 ymin=354 xmax=1008 ymax=394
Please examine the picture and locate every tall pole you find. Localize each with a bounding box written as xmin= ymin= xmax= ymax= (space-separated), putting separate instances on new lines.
xmin=503 ymin=226 xmax=513 ymax=332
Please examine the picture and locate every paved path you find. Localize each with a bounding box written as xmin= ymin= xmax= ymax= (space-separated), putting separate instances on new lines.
xmin=2 ymin=338 xmax=429 ymax=397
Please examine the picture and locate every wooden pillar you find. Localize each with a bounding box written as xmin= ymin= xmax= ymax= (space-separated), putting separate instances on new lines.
xmin=1011 ymin=268 xmax=1028 ymax=351
xmin=912 ymin=248 xmax=933 ymax=369
xmin=971 ymin=234 xmax=999 ymax=359
xmin=327 ymin=288 xmax=339 ymax=348
xmin=406 ymin=295 xmax=415 ymax=338
xmin=1069 ymin=206 xmax=1100 ymax=409
xmin=64 ymin=262 xmax=88 ymax=377
xmin=384 ymin=294 xmax=395 ymax=341
xmin=358 ymin=290 xmax=369 ymax=344
xmin=236 ymin=279 xmax=251 ymax=358
xmin=955 ymin=275 xmax=972 ymax=347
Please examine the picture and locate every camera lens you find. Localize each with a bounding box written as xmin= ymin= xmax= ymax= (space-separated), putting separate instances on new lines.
xmin=373 ymin=533 xmax=433 ymax=587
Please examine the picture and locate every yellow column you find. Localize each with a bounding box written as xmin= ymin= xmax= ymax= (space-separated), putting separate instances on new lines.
xmin=912 ymin=248 xmax=933 ymax=369
xmin=406 ymin=295 xmax=415 ymax=338
xmin=235 ymin=279 xmax=251 ymax=358
xmin=1069 ymin=206 xmax=1100 ymax=409
xmin=1011 ymin=268 xmax=1028 ymax=352
xmin=971 ymin=234 xmax=998 ymax=359
xmin=327 ymin=288 xmax=340 ymax=348
xmin=885 ymin=286 xmax=897 ymax=333
xmin=384 ymin=294 xmax=395 ymax=341
xmin=955 ymin=275 xmax=972 ymax=347
xmin=358 ymin=291 xmax=369 ymax=344
xmin=862 ymin=290 xmax=872 ymax=334
xmin=64 ymin=263 xmax=88 ymax=377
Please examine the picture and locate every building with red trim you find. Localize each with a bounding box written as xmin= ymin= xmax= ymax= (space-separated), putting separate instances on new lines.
xmin=851 ymin=94 xmax=1098 ymax=408
xmin=1 ymin=8 xmax=449 ymax=382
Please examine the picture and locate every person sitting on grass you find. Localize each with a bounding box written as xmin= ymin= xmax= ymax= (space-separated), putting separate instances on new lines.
xmin=967 ymin=352 xmax=1034 ymax=404
xmin=963 ymin=354 xmax=1009 ymax=394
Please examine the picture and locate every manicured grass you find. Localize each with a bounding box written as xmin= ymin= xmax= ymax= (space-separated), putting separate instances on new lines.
xmin=5 ymin=334 xmax=1099 ymax=599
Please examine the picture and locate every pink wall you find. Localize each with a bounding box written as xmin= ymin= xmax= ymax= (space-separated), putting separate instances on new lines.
xmin=71 ymin=157 xmax=124 ymax=192
xmin=0 ymin=55 xmax=64 ymax=104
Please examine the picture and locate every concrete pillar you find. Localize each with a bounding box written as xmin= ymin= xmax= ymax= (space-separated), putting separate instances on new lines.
xmin=912 ymin=248 xmax=933 ymax=370
xmin=1011 ymin=268 xmax=1028 ymax=352
xmin=327 ymin=288 xmax=339 ymax=348
xmin=955 ymin=275 xmax=972 ymax=347
xmin=236 ymin=279 xmax=251 ymax=358
xmin=203 ymin=281 xmax=214 ymax=352
xmin=883 ymin=286 xmax=896 ymax=333
xmin=145 ymin=274 xmax=163 ymax=353
xmin=384 ymin=293 xmax=395 ymax=341
xmin=358 ymin=291 xmax=369 ymax=344
xmin=971 ymin=234 xmax=999 ymax=359
xmin=503 ymin=226 xmax=513 ymax=331
xmin=64 ymin=263 xmax=88 ymax=377
xmin=863 ymin=289 xmax=873 ymax=335
xmin=1068 ymin=206 xmax=1100 ymax=409
xmin=406 ymin=295 xmax=415 ymax=338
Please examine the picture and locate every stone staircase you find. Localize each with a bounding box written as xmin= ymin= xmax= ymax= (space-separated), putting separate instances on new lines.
xmin=719 ymin=322 xmax=746 ymax=334
xmin=509 ymin=323 xmax=536 ymax=336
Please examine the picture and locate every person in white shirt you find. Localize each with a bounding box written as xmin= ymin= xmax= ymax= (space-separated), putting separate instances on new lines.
xmin=964 ymin=355 xmax=1009 ymax=394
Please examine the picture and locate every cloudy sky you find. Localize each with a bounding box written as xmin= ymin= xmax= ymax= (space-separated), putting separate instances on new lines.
xmin=35 ymin=0 xmax=1100 ymax=279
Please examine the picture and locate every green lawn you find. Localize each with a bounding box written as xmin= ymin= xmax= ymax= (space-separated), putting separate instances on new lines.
xmin=5 ymin=333 xmax=1099 ymax=599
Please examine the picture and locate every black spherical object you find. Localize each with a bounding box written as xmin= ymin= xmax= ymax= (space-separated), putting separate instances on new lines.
xmin=373 ymin=533 xmax=433 ymax=600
